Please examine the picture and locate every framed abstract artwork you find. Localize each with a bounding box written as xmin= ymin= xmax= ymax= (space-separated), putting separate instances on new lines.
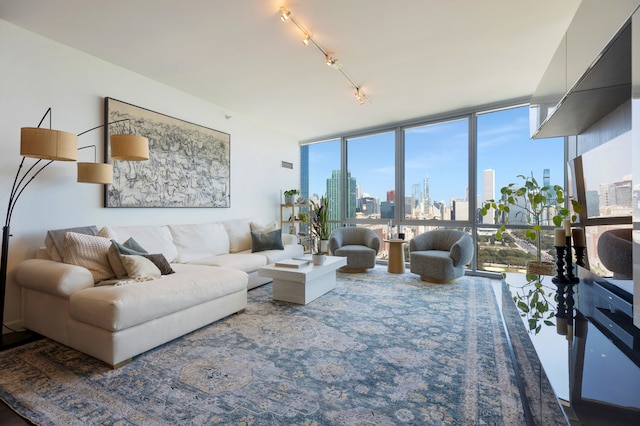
xmin=104 ymin=98 xmax=230 ymax=208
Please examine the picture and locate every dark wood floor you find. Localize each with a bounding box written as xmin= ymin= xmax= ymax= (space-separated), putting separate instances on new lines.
xmin=0 ymin=400 xmax=32 ymax=425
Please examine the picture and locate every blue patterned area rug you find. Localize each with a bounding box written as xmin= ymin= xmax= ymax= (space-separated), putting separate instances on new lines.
xmin=0 ymin=267 xmax=525 ymax=425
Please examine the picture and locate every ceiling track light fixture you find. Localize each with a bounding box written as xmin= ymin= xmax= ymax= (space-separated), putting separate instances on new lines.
xmin=279 ymin=6 xmax=370 ymax=105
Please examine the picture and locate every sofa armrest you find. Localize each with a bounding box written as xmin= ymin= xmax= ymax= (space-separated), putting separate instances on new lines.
xmin=13 ymin=259 xmax=94 ymax=298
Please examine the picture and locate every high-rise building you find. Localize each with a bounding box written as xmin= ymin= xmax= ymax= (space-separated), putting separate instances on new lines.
xmin=300 ymin=145 xmax=309 ymax=200
xmin=381 ymin=201 xmax=394 ymax=219
xmin=326 ymin=169 xmax=357 ymax=230
xmin=423 ymin=177 xmax=430 ymax=212
xmin=482 ymin=169 xmax=495 ymax=224
xmin=386 ymin=190 xmax=395 ymax=202
xmin=543 ymin=168 xmax=550 ymax=188
xmin=326 ymin=170 xmax=341 ymax=226
xmin=452 ymin=199 xmax=469 ymax=221
xmin=412 ymin=183 xmax=422 ymax=211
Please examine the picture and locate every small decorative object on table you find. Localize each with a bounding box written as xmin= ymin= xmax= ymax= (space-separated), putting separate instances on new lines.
xmin=312 ymin=253 xmax=327 ymax=265
xmin=552 ymin=219 xmax=583 ymax=338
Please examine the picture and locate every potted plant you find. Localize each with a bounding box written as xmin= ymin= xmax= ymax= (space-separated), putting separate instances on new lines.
xmin=481 ymin=172 xmax=582 ymax=276
xmin=310 ymin=196 xmax=330 ymax=263
xmin=283 ymin=189 xmax=300 ymax=204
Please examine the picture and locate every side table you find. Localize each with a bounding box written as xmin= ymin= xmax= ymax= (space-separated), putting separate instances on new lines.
xmin=384 ymin=239 xmax=408 ymax=274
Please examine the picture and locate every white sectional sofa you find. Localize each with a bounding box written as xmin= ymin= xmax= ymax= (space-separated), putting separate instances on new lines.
xmin=13 ymin=218 xmax=304 ymax=367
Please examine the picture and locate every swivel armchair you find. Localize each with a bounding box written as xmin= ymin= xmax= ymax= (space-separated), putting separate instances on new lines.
xmin=409 ymin=229 xmax=473 ymax=283
xmin=329 ymin=227 xmax=381 ymax=272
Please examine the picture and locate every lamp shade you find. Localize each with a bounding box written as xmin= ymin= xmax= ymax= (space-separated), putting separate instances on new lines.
xmin=77 ymin=162 xmax=113 ymax=184
xmin=110 ymin=134 xmax=149 ymax=161
xmin=20 ymin=127 xmax=78 ymax=161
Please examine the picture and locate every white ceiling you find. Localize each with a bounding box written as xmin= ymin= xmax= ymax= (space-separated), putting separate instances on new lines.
xmin=0 ymin=0 xmax=582 ymax=141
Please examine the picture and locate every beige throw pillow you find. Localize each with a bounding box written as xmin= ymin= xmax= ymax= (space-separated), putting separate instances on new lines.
xmin=62 ymin=227 xmax=118 ymax=283
xmin=119 ymin=255 xmax=161 ymax=279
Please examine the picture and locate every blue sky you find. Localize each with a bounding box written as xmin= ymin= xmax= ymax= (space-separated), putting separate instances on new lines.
xmin=308 ymin=106 xmax=565 ymax=203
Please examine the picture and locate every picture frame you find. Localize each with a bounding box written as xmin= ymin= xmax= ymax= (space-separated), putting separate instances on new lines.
xmin=104 ymin=97 xmax=230 ymax=208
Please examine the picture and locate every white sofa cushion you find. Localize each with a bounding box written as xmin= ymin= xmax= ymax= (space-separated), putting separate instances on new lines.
xmin=69 ymin=264 xmax=247 ymax=332
xmin=169 ymin=222 xmax=230 ymax=262
xmin=109 ymin=225 xmax=178 ymax=263
xmin=188 ymin=253 xmax=268 ymax=273
xmin=223 ymin=218 xmax=253 ymax=253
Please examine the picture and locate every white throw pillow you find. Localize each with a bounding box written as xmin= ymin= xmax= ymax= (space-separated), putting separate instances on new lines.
xmin=250 ymin=220 xmax=278 ymax=233
xmin=62 ymin=227 xmax=118 ymax=283
xmin=224 ymin=219 xmax=252 ymax=253
xmin=169 ymin=222 xmax=230 ymax=262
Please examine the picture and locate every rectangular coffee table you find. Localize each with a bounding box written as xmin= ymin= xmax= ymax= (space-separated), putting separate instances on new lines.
xmin=258 ymin=255 xmax=347 ymax=305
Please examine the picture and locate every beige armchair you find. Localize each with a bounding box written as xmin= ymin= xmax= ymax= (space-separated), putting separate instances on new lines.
xmin=409 ymin=229 xmax=473 ymax=283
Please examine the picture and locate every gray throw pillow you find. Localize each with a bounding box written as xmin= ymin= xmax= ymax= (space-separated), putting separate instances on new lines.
xmin=251 ymin=229 xmax=284 ymax=252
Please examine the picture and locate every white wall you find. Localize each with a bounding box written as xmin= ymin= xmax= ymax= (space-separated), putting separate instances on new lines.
xmin=0 ymin=21 xmax=300 ymax=329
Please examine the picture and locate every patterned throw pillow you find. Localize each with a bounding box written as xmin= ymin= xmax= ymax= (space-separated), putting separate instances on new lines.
xmin=62 ymin=227 xmax=118 ymax=283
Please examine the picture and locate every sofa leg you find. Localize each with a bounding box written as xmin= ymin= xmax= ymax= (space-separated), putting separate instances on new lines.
xmin=110 ymin=358 xmax=132 ymax=369
xmin=236 ymin=309 xmax=246 ymax=314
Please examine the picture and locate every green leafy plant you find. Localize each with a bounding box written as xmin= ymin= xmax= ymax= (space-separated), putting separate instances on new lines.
xmin=481 ymin=172 xmax=582 ymax=264
xmin=283 ymin=189 xmax=300 ymax=198
xmin=310 ymin=196 xmax=329 ymax=253
xmin=509 ymin=273 xmax=557 ymax=334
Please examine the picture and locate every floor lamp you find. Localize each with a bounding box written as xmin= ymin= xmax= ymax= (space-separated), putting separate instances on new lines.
xmin=0 ymin=108 xmax=148 ymax=351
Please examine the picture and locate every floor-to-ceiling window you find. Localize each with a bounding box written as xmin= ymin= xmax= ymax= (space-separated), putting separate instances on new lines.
xmin=345 ymin=132 xmax=395 ymax=220
xmin=404 ymin=118 xmax=469 ymax=234
xmin=476 ymin=106 xmax=565 ymax=273
xmin=301 ymin=102 xmax=566 ymax=275
xmin=304 ymin=139 xmax=341 ymax=235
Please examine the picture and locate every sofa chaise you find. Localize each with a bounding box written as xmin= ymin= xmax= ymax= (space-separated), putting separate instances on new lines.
xmin=13 ymin=218 xmax=304 ymax=367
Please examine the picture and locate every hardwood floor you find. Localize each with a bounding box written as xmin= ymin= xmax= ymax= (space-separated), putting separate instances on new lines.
xmin=0 ymin=400 xmax=32 ymax=425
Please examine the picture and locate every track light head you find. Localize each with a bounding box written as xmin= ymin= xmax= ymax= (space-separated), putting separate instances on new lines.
xmin=302 ymin=34 xmax=310 ymax=45
xmin=279 ymin=7 xmax=290 ymax=22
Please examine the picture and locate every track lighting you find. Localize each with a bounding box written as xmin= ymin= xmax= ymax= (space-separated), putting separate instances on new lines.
xmin=355 ymin=88 xmax=366 ymax=105
xmin=278 ymin=6 xmax=370 ymax=105
xmin=279 ymin=7 xmax=290 ymax=22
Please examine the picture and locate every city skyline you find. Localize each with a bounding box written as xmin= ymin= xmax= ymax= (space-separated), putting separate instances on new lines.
xmin=306 ymin=106 xmax=565 ymax=210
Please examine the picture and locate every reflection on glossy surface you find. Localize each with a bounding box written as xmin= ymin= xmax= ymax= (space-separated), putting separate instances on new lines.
xmin=504 ymin=269 xmax=640 ymax=424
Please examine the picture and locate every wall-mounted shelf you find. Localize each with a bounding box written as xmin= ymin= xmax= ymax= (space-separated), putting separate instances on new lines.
xmin=531 ymin=21 xmax=632 ymax=139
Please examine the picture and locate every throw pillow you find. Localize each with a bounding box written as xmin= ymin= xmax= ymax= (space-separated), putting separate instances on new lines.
xmin=250 ymin=220 xmax=278 ymax=234
xmin=251 ymin=229 xmax=284 ymax=253
xmin=142 ymin=253 xmax=175 ymax=275
xmin=45 ymin=225 xmax=99 ymax=261
xmin=119 ymin=255 xmax=161 ymax=279
xmin=108 ymin=238 xmax=149 ymax=279
xmin=169 ymin=222 xmax=230 ymax=262
xmin=62 ymin=227 xmax=118 ymax=282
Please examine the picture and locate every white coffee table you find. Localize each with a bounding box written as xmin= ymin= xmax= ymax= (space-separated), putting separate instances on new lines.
xmin=258 ymin=255 xmax=347 ymax=305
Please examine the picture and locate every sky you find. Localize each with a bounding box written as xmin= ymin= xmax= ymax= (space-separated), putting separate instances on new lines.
xmin=307 ymin=105 xmax=566 ymax=204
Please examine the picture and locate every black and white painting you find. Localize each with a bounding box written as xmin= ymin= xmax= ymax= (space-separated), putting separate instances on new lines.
xmin=104 ymin=98 xmax=230 ymax=208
